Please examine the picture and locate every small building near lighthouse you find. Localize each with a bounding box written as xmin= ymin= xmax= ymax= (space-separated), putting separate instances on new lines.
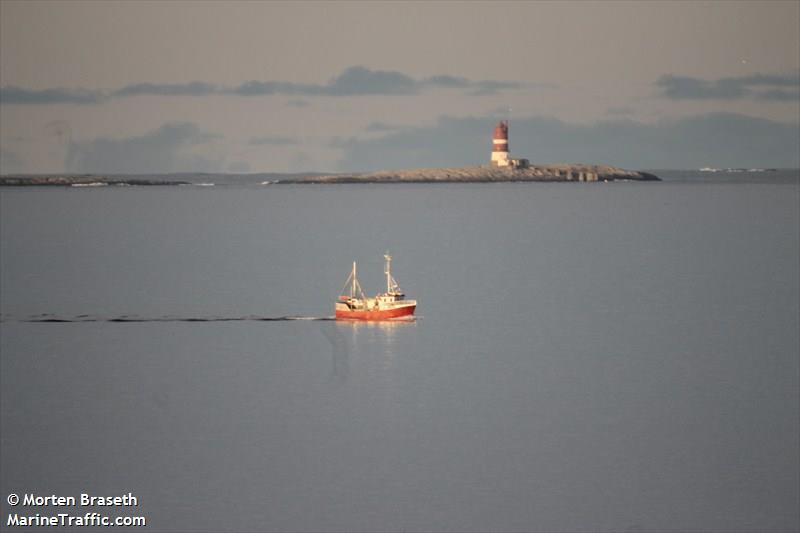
xmin=490 ymin=120 xmax=529 ymax=168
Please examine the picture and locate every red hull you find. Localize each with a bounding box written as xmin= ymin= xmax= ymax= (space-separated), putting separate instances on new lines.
xmin=335 ymin=304 xmax=416 ymax=321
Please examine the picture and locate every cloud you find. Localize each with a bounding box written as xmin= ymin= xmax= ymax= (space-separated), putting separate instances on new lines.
xmin=113 ymin=81 xmax=219 ymax=97
xmin=656 ymin=75 xmax=747 ymax=99
xmin=365 ymin=121 xmax=406 ymax=132
xmin=248 ymin=136 xmax=298 ymax=146
xmin=228 ymin=80 xmax=313 ymax=96
xmin=737 ymin=73 xmax=800 ymax=86
xmin=656 ymin=72 xmax=800 ymax=100
xmin=315 ymin=67 xmax=523 ymax=96
xmin=66 ymin=122 xmax=224 ymax=174
xmin=228 ymin=66 xmax=421 ymax=96
xmin=1 ymin=66 xmax=523 ymax=105
xmin=325 ymin=66 xmax=418 ymax=95
xmin=756 ymin=89 xmax=800 ymax=102
xmin=424 ymin=75 xmax=470 ymax=88
xmin=0 ymin=86 xmax=105 ymax=105
xmin=335 ymin=113 xmax=800 ymax=171
xmin=468 ymin=80 xmax=525 ymax=96
xmin=423 ymin=75 xmax=525 ymax=95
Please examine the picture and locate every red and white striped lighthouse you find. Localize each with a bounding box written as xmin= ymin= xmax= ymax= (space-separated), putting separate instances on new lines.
xmin=491 ymin=120 xmax=510 ymax=167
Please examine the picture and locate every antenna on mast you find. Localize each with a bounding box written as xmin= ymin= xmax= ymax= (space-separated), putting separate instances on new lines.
xmin=384 ymin=252 xmax=392 ymax=293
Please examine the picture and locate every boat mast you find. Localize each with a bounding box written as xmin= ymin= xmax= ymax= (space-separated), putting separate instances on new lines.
xmin=384 ymin=253 xmax=392 ymax=293
xmin=352 ymin=261 xmax=357 ymax=297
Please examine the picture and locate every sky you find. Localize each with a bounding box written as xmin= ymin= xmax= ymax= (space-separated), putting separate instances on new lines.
xmin=1 ymin=0 xmax=798 ymax=174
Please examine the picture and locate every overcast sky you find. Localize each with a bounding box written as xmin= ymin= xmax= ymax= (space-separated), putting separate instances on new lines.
xmin=1 ymin=1 xmax=798 ymax=174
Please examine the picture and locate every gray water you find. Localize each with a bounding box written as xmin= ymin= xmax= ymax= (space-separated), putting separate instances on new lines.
xmin=1 ymin=172 xmax=798 ymax=532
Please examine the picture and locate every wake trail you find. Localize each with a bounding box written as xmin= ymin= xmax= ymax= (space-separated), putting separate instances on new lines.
xmin=2 ymin=314 xmax=336 ymax=323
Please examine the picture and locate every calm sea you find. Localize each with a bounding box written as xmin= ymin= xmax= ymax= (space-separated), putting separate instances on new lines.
xmin=1 ymin=170 xmax=798 ymax=532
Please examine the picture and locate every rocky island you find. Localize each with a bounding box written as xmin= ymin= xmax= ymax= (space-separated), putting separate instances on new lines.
xmin=289 ymin=120 xmax=659 ymax=184
xmin=290 ymin=163 xmax=659 ymax=184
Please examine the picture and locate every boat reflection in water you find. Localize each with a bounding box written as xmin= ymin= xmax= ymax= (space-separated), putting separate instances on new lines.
xmin=336 ymin=314 xmax=416 ymax=333
xmin=336 ymin=314 xmax=416 ymax=345
xmin=321 ymin=314 xmax=417 ymax=381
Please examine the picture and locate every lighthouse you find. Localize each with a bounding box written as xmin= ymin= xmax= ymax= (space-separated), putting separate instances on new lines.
xmin=490 ymin=120 xmax=529 ymax=169
xmin=491 ymin=120 xmax=510 ymax=167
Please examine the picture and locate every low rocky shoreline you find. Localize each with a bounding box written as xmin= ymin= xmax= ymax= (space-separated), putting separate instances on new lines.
xmin=0 ymin=165 xmax=659 ymax=187
xmin=0 ymin=176 xmax=190 ymax=187
xmin=290 ymin=164 xmax=660 ymax=183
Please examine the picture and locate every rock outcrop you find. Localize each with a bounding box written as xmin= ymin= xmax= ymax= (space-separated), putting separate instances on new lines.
xmin=291 ymin=164 xmax=659 ymax=183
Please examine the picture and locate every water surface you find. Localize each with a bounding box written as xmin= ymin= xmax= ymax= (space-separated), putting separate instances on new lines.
xmin=2 ymin=172 xmax=798 ymax=531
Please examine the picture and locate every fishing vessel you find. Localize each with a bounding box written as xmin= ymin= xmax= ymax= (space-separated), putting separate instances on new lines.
xmin=335 ymin=254 xmax=417 ymax=320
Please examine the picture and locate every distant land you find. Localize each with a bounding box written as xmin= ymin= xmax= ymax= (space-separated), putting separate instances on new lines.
xmin=0 ymin=165 xmax=658 ymax=187
xmin=0 ymin=173 xmax=324 ymax=187
xmin=292 ymin=164 xmax=660 ymax=183
xmin=0 ymin=176 xmax=191 ymax=187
